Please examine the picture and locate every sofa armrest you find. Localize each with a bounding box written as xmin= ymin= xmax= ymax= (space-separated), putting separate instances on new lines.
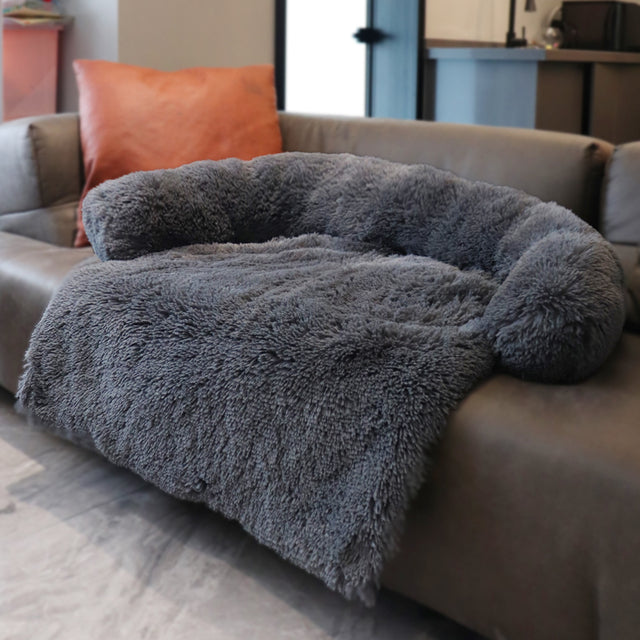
xmin=611 ymin=242 xmax=640 ymax=330
xmin=601 ymin=141 xmax=640 ymax=245
xmin=0 ymin=113 xmax=82 ymax=245
xmin=0 ymin=231 xmax=94 ymax=393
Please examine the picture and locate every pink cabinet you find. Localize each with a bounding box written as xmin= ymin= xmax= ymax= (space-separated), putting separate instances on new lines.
xmin=2 ymin=22 xmax=64 ymax=121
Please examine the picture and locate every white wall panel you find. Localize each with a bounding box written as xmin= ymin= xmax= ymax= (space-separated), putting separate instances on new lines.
xmin=118 ymin=0 xmax=274 ymax=71
xmin=56 ymin=0 xmax=119 ymax=112
xmin=426 ymin=0 xmax=561 ymax=45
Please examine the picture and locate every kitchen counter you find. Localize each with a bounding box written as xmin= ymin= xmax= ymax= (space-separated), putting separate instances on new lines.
xmin=423 ymin=47 xmax=640 ymax=143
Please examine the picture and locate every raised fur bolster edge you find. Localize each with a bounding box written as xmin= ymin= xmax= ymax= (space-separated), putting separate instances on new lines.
xmin=82 ymin=152 xmax=625 ymax=383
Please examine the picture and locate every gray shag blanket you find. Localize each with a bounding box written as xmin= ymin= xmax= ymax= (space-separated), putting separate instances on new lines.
xmin=17 ymin=152 xmax=625 ymax=604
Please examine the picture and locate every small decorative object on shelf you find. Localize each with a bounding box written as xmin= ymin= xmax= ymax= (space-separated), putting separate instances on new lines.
xmin=2 ymin=0 xmax=64 ymax=26
xmin=543 ymin=24 xmax=564 ymax=49
xmin=506 ymin=0 xmax=538 ymax=47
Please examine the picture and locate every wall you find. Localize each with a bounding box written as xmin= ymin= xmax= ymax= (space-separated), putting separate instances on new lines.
xmin=57 ymin=0 xmax=119 ymax=113
xmin=426 ymin=0 xmax=561 ymax=45
xmin=118 ymin=0 xmax=274 ymax=70
xmin=54 ymin=0 xmax=274 ymax=112
xmin=7 ymin=0 xmax=567 ymax=116
xmin=0 ymin=23 xmax=3 ymax=120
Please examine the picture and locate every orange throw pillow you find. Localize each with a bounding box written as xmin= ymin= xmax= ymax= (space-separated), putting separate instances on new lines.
xmin=73 ymin=60 xmax=282 ymax=248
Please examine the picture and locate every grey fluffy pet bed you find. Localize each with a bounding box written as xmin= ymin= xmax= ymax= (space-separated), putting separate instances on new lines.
xmin=83 ymin=152 xmax=625 ymax=382
xmin=18 ymin=152 xmax=625 ymax=604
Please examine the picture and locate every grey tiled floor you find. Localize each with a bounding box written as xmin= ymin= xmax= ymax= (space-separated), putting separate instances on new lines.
xmin=0 ymin=388 xmax=483 ymax=640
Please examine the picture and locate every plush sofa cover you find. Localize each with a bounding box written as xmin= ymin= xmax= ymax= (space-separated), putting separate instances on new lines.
xmin=1 ymin=112 xmax=639 ymax=640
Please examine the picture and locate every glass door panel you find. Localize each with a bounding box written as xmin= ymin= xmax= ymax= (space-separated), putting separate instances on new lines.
xmin=285 ymin=0 xmax=367 ymax=117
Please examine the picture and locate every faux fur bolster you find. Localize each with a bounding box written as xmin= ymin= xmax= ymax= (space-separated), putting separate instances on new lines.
xmin=83 ymin=152 xmax=563 ymax=277
xmin=82 ymin=152 xmax=625 ymax=382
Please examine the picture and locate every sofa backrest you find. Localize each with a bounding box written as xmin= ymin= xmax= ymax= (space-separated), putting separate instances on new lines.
xmin=0 ymin=111 xmax=621 ymax=246
xmin=279 ymin=113 xmax=614 ymax=229
xmin=0 ymin=113 xmax=82 ymax=246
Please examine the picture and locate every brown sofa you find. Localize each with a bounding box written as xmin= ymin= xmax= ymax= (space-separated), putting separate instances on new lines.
xmin=1 ymin=112 xmax=639 ymax=640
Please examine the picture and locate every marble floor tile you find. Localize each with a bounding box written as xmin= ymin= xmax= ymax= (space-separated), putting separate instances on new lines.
xmin=0 ymin=389 xmax=484 ymax=640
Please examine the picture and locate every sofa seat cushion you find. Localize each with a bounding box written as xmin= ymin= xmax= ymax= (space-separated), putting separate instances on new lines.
xmin=0 ymin=202 xmax=78 ymax=247
xmin=383 ymin=331 xmax=640 ymax=640
xmin=0 ymin=232 xmax=94 ymax=393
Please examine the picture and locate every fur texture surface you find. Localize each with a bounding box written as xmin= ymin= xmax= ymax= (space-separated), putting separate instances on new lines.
xmin=19 ymin=234 xmax=496 ymax=604
xmin=83 ymin=152 xmax=625 ymax=382
xmin=18 ymin=152 xmax=625 ymax=603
